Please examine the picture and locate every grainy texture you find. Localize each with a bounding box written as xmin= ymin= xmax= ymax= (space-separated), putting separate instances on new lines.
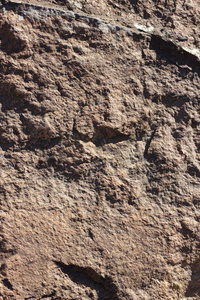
xmin=0 ymin=0 xmax=199 ymax=299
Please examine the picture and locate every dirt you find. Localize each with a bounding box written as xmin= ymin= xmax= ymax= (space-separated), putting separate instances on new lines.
xmin=0 ymin=0 xmax=199 ymax=299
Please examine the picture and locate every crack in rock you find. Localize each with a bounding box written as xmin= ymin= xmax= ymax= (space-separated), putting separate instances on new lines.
xmin=54 ymin=261 xmax=120 ymax=300
xmin=2 ymin=0 xmax=200 ymax=66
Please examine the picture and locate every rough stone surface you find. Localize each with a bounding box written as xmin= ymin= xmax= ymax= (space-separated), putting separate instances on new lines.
xmin=0 ymin=0 xmax=199 ymax=299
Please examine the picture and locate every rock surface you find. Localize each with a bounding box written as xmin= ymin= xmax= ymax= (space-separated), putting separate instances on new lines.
xmin=0 ymin=0 xmax=199 ymax=299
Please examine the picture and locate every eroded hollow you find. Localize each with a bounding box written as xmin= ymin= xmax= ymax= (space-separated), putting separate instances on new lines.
xmin=185 ymin=258 xmax=200 ymax=297
xmin=54 ymin=261 xmax=120 ymax=300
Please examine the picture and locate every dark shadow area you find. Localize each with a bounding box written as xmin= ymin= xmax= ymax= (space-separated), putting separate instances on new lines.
xmin=185 ymin=258 xmax=200 ymax=297
xmin=2 ymin=278 xmax=13 ymax=291
xmin=143 ymin=128 xmax=157 ymax=158
xmin=54 ymin=261 xmax=120 ymax=300
xmin=72 ymin=120 xmax=131 ymax=147
xmin=94 ymin=133 xmax=130 ymax=147
xmin=150 ymin=34 xmax=200 ymax=77
xmin=0 ymin=20 xmax=27 ymax=54
xmin=41 ymin=291 xmax=56 ymax=298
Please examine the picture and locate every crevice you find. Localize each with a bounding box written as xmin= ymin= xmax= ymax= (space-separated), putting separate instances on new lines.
xmin=144 ymin=128 xmax=157 ymax=158
xmin=150 ymin=34 xmax=200 ymax=74
xmin=41 ymin=291 xmax=56 ymax=298
xmin=2 ymin=1 xmax=199 ymax=76
xmin=88 ymin=228 xmax=94 ymax=240
xmin=94 ymin=134 xmax=130 ymax=147
xmin=2 ymin=278 xmax=13 ymax=290
xmin=185 ymin=258 xmax=200 ymax=297
xmin=54 ymin=261 xmax=120 ymax=300
xmin=187 ymin=162 xmax=200 ymax=178
xmin=73 ymin=119 xmax=131 ymax=146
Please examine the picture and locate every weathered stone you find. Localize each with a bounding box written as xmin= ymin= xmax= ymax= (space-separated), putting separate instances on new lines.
xmin=0 ymin=0 xmax=199 ymax=299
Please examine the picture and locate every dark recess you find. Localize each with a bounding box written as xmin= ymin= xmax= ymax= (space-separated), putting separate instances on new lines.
xmin=54 ymin=261 xmax=120 ymax=300
xmin=2 ymin=278 xmax=13 ymax=290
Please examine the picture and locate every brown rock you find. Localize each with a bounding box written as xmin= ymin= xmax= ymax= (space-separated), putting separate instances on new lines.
xmin=0 ymin=0 xmax=199 ymax=299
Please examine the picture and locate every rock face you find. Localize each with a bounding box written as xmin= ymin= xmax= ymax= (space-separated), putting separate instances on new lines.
xmin=0 ymin=0 xmax=199 ymax=299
